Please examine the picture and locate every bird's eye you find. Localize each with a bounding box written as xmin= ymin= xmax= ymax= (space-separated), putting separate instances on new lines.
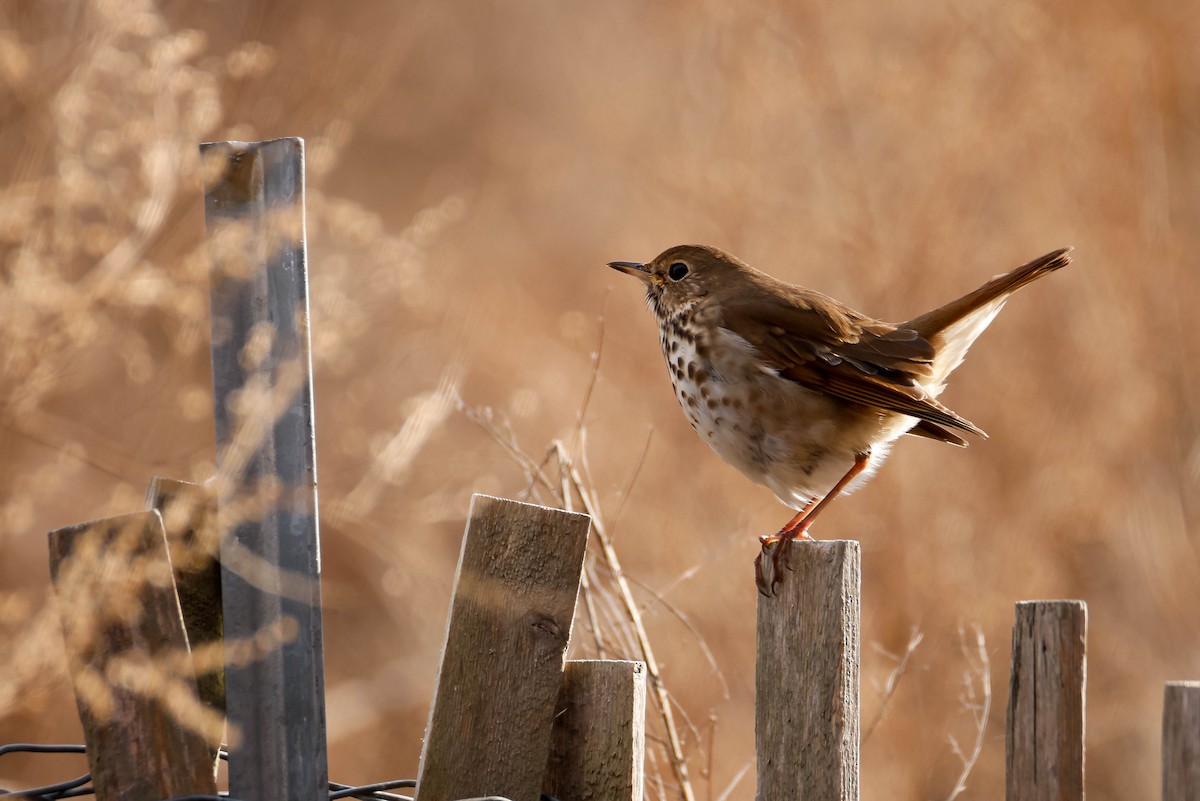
xmin=667 ymin=262 xmax=689 ymax=281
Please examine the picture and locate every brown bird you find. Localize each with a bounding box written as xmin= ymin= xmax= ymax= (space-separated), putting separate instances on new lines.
xmin=610 ymin=244 xmax=1072 ymax=594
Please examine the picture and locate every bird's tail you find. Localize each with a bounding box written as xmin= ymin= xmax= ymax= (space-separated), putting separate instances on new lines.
xmin=903 ymin=247 xmax=1073 ymax=390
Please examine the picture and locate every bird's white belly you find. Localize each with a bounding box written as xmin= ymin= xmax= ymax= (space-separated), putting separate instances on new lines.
xmin=661 ymin=326 xmax=918 ymax=510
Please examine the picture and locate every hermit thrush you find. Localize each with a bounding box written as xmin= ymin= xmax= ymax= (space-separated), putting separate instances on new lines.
xmin=610 ymin=244 xmax=1072 ymax=594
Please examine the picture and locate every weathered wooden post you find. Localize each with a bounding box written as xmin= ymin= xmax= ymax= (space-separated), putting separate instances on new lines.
xmin=416 ymin=495 xmax=590 ymax=801
xmin=202 ymin=137 xmax=328 ymax=801
xmin=1005 ymin=600 xmax=1087 ymax=801
xmin=756 ymin=540 xmax=861 ymax=801
xmin=1162 ymin=681 xmax=1200 ymax=801
xmin=145 ymin=476 xmax=224 ymax=776
xmin=544 ymin=659 xmax=648 ymax=801
xmin=48 ymin=512 xmax=218 ymax=801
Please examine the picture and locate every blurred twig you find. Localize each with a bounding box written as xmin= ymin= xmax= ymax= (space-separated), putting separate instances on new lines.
xmin=713 ymin=758 xmax=752 ymax=801
xmin=620 ymin=571 xmax=729 ymax=701
xmin=605 ymin=426 xmax=653 ymax=545
xmin=943 ymin=624 xmax=991 ymax=801
xmin=863 ymin=627 xmax=923 ymax=743
xmin=567 ymin=313 xmax=605 ymax=456
xmin=335 ymin=366 xmax=462 ymax=522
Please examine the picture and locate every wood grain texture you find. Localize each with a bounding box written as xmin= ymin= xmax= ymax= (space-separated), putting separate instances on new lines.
xmin=48 ymin=511 xmax=217 ymax=801
xmin=146 ymin=476 xmax=224 ymax=774
xmin=1162 ymin=681 xmax=1200 ymax=801
xmin=416 ymin=495 xmax=591 ymax=801
xmin=1005 ymin=600 xmax=1087 ymax=801
xmin=756 ymin=540 xmax=860 ymax=801
xmin=544 ymin=660 xmax=647 ymax=801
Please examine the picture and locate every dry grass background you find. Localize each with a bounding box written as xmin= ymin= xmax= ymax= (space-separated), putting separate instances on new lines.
xmin=1 ymin=0 xmax=1198 ymax=799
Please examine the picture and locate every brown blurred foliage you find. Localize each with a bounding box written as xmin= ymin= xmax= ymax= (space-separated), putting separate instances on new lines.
xmin=2 ymin=1 xmax=1198 ymax=799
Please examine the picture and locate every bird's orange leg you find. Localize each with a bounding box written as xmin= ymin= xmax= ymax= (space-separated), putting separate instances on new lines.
xmin=787 ymin=450 xmax=872 ymax=535
xmin=756 ymin=451 xmax=872 ymax=596
xmin=757 ymin=498 xmax=819 ymax=548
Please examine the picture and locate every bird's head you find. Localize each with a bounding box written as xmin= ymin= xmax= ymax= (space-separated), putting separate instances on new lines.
xmin=609 ymin=244 xmax=750 ymax=317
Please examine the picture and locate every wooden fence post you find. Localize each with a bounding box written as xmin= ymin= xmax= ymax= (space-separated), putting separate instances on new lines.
xmin=48 ymin=512 xmax=218 ymax=801
xmin=1006 ymin=600 xmax=1087 ymax=801
xmin=145 ymin=476 xmax=224 ymax=776
xmin=202 ymin=136 xmax=328 ymax=801
xmin=756 ymin=540 xmax=860 ymax=801
xmin=544 ymin=660 xmax=647 ymax=801
xmin=1162 ymin=681 xmax=1200 ymax=801
xmin=416 ymin=495 xmax=591 ymax=801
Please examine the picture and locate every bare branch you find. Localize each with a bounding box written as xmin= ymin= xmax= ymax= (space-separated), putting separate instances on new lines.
xmin=619 ymin=570 xmax=730 ymax=701
xmin=862 ymin=628 xmax=923 ymax=743
xmin=605 ymin=426 xmax=654 ymax=545
xmin=943 ymin=624 xmax=992 ymax=801
xmin=562 ymin=459 xmax=698 ymax=801
xmin=567 ymin=312 xmax=605 ymax=455
xmin=714 ymin=758 xmax=753 ymax=801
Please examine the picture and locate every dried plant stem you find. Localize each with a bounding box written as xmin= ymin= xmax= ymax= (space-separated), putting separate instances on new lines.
xmin=863 ymin=628 xmax=923 ymax=743
xmin=459 ymin=372 xmax=699 ymax=800
xmin=620 ymin=572 xmax=729 ymax=700
xmin=567 ymin=315 xmax=605 ymax=456
xmin=561 ymin=454 xmax=697 ymax=801
xmin=714 ymin=758 xmax=752 ymax=801
xmin=944 ymin=624 xmax=991 ymax=801
xmin=577 ymin=566 xmax=608 ymax=659
xmin=557 ymin=448 xmax=607 ymax=658
xmin=705 ymin=713 xmax=716 ymax=801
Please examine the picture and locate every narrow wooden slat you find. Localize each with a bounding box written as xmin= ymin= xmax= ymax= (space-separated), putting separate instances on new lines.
xmin=146 ymin=476 xmax=224 ymax=774
xmin=543 ymin=660 xmax=647 ymax=801
xmin=1005 ymin=600 xmax=1087 ymax=801
xmin=48 ymin=511 xmax=217 ymax=801
xmin=756 ymin=540 xmax=860 ymax=801
xmin=201 ymin=136 xmax=328 ymax=801
xmin=1162 ymin=681 xmax=1200 ymax=801
xmin=416 ymin=495 xmax=591 ymax=801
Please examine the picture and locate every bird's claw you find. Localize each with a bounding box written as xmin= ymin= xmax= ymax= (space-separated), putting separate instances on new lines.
xmin=755 ymin=525 xmax=816 ymax=596
xmin=754 ymin=537 xmax=788 ymax=597
xmin=754 ymin=545 xmax=778 ymax=597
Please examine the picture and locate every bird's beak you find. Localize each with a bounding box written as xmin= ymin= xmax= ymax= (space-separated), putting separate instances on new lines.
xmin=608 ymin=261 xmax=653 ymax=283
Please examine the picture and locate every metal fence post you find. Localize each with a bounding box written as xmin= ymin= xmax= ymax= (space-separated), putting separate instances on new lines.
xmin=202 ymin=137 xmax=328 ymax=801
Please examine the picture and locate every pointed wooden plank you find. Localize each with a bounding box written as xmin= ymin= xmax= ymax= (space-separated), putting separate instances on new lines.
xmin=1162 ymin=681 xmax=1200 ymax=801
xmin=1005 ymin=600 xmax=1087 ymax=801
xmin=544 ymin=660 xmax=647 ymax=801
xmin=756 ymin=540 xmax=860 ymax=801
xmin=48 ymin=511 xmax=218 ymax=801
xmin=201 ymin=136 xmax=328 ymax=801
xmin=416 ymin=495 xmax=591 ymax=801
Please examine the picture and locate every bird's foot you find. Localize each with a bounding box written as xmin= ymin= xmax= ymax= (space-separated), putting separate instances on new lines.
xmin=754 ymin=546 xmax=774 ymax=597
xmin=755 ymin=526 xmax=815 ymax=596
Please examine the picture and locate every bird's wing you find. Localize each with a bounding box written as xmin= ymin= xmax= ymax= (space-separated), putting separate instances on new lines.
xmin=720 ymin=288 xmax=986 ymax=438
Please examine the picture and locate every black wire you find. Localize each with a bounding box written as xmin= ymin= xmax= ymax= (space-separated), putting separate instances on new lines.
xmin=0 ymin=745 xmax=91 ymax=801
xmin=54 ymin=788 xmax=97 ymax=799
xmin=327 ymin=779 xmax=415 ymax=800
xmin=1 ymin=745 xmax=561 ymax=801
xmin=0 ymin=746 xmax=86 ymax=758
xmin=0 ymin=774 xmax=91 ymax=800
